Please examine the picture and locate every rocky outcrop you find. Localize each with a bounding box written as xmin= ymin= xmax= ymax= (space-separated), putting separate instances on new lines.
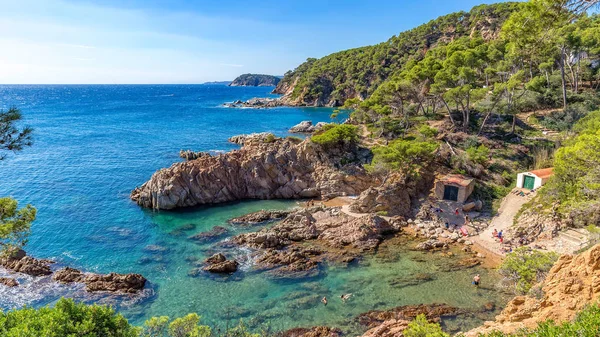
xmin=235 ymin=208 xmax=398 ymax=251
xmin=254 ymin=247 xmax=322 ymax=278
xmin=277 ymin=327 xmax=343 ymax=337
xmin=131 ymin=137 xmax=373 ymax=210
xmin=224 ymin=98 xmax=284 ymax=108
xmin=358 ymin=304 xmax=460 ymax=337
xmin=0 ymin=250 xmax=52 ymax=277
xmin=53 ymin=267 xmax=147 ymax=293
xmin=0 ymin=277 xmax=19 ymax=287
xmin=288 ymin=121 xmax=330 ymax=134
xmin=465 ymin=243 xmax=600 ymax=336
xmin=229 ymin=74 xmax=280 ymax=87
xmin=350 ymin=172 xmax=435 ymax=217
xmin=180 ymin=150 xmax=211 ymax=161
xmin=228 ymin=210 xmax=291 ymax=226
xmin=228 ymin=132 xmax=275 ymax=145
xmin=202 ymin=253 xmax=239 ymax=274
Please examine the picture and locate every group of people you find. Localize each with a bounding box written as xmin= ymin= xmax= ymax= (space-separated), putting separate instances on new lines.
xmin=492 ymin=228 xmax=504 ymax=243
xmin=321 ymin=293 xmax=352 ymax=306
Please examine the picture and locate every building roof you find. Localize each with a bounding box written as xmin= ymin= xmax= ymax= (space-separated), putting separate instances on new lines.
xmin=439 ymin=174 xmax=474 ymax=187
xmin=529 ymin=168 xmax=554 ymax=179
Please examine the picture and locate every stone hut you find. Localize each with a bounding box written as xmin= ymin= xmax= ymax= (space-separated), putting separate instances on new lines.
xmin=435 ymin=174 xmax=475 ymax=203
xmin=516 ymin=168 xmax=554 ymax=190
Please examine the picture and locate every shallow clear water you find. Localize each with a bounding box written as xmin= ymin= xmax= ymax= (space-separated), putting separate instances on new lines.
xmin=0 ymin=85 xmax=509 ymax=334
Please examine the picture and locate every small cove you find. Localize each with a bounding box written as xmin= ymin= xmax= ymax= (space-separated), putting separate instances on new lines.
xmin=0 ymin=85 xmax=511 ymax=334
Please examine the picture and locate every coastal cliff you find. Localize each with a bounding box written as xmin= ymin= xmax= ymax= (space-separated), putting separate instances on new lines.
xmin=131 ymin=136 xmax=374 ymax=210
xmin=465 ymin=243 xmax=600 ymax=336
xmin=229 ymin=74 xmax=281 ymax=87
xmin=272 ymin=3 xmax=520 ymax=107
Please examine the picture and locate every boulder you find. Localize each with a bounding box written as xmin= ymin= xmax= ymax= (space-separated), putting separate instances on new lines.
xmin=203 ymin=260 xmax=239 ymax=273
xmin=0 ymin=277 xmax=19 ymax=287
xmin=289 ymin=121 xmax=315 ymax=133
xmin=228 ymin=210 xmax=291 ymax=226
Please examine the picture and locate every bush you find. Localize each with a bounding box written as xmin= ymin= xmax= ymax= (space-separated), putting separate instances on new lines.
xmin=466 ymin=145 xmax=490 ymax=166
xmin=539 ymin=107 xmax=585 ymax=132
xmin=366 ymin=139 xmax=439 ymax=177
xmin=404 ymin=314 xmax=449 ymax=337
xmin=499 ymin=247 xmax=559 ymax=294
xmin=264 ymin=134 xmax=276 ymax=143
xmin=311 ymin=124 xmax=359 ymax=146
xmin=418 ymin=125 xmax=438 ymax=138
xmin=0 ymin=298 xmax=138 ymax=337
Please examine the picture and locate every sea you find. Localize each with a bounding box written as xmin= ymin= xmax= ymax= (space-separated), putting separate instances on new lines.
xmin=0 ymin=85 xmax=509 ymax=334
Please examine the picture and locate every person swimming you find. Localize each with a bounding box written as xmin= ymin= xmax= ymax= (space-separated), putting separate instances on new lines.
xmin=321 ymin=297 xmax=328 ymax=306
xmin=340 ymin=293 xmax=353 ymax=302
xmin=473 ymin=274 xmax=481 ymax=287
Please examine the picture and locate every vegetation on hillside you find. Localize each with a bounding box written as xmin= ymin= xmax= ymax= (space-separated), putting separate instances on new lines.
xmin=310 ymin=124 xmax=359 ymax=146
xmin=229 ymin=74 xmax=281 ymax=87
xmin=498 ymin=247 xmax=559 ymax=294
xmin=276 ymin=3 xmax=522 ymax=106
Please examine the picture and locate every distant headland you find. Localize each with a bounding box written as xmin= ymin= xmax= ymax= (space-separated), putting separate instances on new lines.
xmin=229 ymin=73 xmax=281 ymax=87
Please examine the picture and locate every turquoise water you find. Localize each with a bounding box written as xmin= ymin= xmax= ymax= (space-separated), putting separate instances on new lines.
xmin=0 ymin=85 xmax=509 ymax=334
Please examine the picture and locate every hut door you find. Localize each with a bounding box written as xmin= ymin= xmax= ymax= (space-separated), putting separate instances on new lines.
xmin=523 ymin=175 xmax=535 ymax=190
xmin=443 ymin=185 xmax=459 ymax=201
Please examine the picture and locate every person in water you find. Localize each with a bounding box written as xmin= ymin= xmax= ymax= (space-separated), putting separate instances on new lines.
xmin=340 ymin=294 xmax=352 ymax=302
xmin=321 ymin=297 xmax=328 ymax=306
xmin=473 ymin=274 xmax=481 ymax=287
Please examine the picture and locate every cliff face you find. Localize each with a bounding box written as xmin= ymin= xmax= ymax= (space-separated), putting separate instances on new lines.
xmin=466 ymin=243 xmax=600 ymax=336
xmin=273 ymin=3 xmax=521 ymax=107
xmin=229 ymin=74 xmax=281 ymax=87
xmin=131 ymin=138 xmax=374 ymax=210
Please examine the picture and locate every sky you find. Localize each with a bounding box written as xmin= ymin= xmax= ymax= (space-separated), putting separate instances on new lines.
xmin=0 ymin=0 xmax=515 ymax=84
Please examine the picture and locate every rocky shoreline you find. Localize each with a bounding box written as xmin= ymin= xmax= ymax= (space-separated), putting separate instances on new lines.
xmin=131 ymin=136 xmax=374 ymax=210
xmin=0 ymin=249 xmax=147 ymax=294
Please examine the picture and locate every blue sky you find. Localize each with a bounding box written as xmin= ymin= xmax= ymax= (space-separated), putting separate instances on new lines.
xmin=0 ymin=0 xmax=514 ymax=84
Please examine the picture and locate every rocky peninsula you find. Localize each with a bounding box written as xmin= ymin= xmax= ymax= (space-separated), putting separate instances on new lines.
xmin=131 ymin=136 xmax=374 ymax=210
xmin=229 ymin=74 xmax=281 ymax=87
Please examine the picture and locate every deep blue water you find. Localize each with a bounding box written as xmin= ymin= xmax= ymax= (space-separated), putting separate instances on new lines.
xmin=0 ymin=85 xmax=507 ymax=333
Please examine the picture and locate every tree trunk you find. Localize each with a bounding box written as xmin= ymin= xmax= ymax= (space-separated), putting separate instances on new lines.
xmin=440 ymin=96 xmax=456 ymax=127
xmin=560 ymin=45 xmax=568 ymax=109
xmin=511 ymin=115 xmax=517 ymax=134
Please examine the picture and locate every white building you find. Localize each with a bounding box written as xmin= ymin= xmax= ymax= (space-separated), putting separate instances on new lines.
xmin=516 ymin=168 xmax=554 ymax=190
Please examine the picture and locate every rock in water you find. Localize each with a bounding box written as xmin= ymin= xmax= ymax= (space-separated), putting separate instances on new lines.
xmin=0 ymin=250 xmax=52 ymax=276
xmin=202 ymin=253 xmax=239 ymax=273
xmin=228 ymin=210 xmax=291 ymax=226
xmin=278 ymin=326 xmax=343 ymax=337
xmin=53 ymin=267 xmax=146 ymax=293
xmin=131 ymin=137 xmax=373 ymax=210
xmin=0 ymin=277 xmax=19 ymax=287
xmin=289 ymin=121 xmax=315 ymax=133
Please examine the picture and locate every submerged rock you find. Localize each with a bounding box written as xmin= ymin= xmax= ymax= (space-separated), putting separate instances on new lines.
xmin=189 ymin=226 xmax=228 ymax=243
xmin=255 ymin=247 xmax=322 ymax=279
xmin=229 ymin=210 xmax=291 ymax=226
xmin=53 ymin=267 xmax=147 ymax=293
xmin=277 ymin=326 xmax=343 ymax=337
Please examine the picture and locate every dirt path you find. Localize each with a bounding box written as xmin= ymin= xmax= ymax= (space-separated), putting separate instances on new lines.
xmin=471 ymin=188 xmax=536 ymax=256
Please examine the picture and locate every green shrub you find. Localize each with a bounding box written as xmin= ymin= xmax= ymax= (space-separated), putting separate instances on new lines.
xmin=539 ymin=107 xmax=585 ymax=132
xmin=311 ymin=124 xmax=359 ymax=146
xmin=366 ymin=139 xmax=439 ymax=177
xmin=404 ymin=314 xmax=449 ymax=337
xmin=499 ymin=247 xmax=559 ymax=294
xmin=466 ymin=145 xmax=490 ymax=166
xmin=376 ymin=211 xmax=389 ymax=216
xmin=264 ymin=134 xmax=276 ymax=143
xmin=0 ymin=298 xmax=138 ymax=337
xmin=418 ymin=125 xmax=439 ymax=138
